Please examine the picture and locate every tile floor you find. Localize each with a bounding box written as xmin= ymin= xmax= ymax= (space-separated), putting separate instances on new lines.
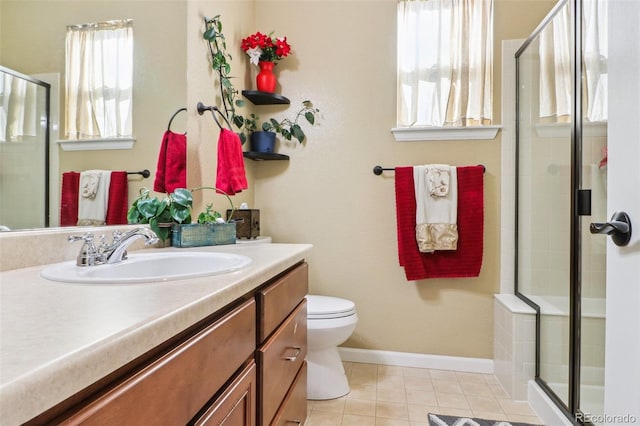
xmin=305 ymin=361 xmax=543 ymax=425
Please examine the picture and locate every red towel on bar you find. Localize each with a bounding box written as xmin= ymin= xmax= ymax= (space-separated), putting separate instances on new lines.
xmin=60 ymin=171 xmax=80 ymax=226
xmin=154 ymin=130 xmax=187 ymax=193
xmin=395 ymin=165 xmax=484 ymax=280
xmin=216 ymin=128 xmax=248 ymax=195
xmin=106 ymin=171 xmax=129 ymax=225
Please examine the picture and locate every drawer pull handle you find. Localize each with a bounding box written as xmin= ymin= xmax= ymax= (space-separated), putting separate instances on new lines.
xmin=283 ymin=346 xmax=302 ymax=361
xmin=285 ymin=421 xmax=302 ymax=425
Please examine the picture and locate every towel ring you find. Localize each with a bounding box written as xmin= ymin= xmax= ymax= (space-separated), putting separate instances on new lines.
xmin=167 ymin=107 xmax=187 ymax=133
xmin=197 ymin=102 xmax=233 ymax=131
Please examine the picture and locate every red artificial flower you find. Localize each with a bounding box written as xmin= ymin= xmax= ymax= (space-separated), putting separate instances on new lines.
xmin=275 ymin=37 xmax=291 ymax=58
xmin=241 ymin=31 xmax=292 ymax=64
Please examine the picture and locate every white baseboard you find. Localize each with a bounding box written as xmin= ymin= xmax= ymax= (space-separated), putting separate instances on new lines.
xmin=527 ymin=380 xmax=573 ymax=426
xmin=338 ymin=347 xmax=494 ymax=374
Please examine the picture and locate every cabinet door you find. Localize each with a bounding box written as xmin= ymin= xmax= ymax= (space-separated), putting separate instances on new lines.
xmin=258 ymin=301 xmax=307 ymax=425
xmin=59 ymin=299 xmax=256 ymax=426
xmin=192 ymin=361 xmax=256 ymax=426
xmin=271 ymin=362 xmax=307 ymax=426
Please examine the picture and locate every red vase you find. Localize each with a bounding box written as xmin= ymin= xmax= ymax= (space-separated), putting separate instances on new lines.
xmin=256 ymin=61 xmax=277 ymax=93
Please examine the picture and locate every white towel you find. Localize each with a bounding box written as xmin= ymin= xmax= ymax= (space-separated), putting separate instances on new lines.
xmin=414 ymin=165 xmax=458 ymax=252
xmin=77 ymin=170 xmax=111 ymax=226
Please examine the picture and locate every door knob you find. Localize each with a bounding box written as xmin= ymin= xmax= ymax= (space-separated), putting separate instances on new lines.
xmin=590 ymin=211 xmax=632 ymax=247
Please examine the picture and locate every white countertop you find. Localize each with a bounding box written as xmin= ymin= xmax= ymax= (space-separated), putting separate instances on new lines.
xmin=0 ymin=242 xmax=312 ymax=426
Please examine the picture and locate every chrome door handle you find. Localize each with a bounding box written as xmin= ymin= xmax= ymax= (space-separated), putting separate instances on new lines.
xmin=590 ymin=211 xmax=632 ymax=247
xmin=283 ymin=346 xmax=302 ymax=361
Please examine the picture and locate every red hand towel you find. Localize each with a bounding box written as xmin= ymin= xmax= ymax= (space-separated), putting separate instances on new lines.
xmin=60 ymin=171 xmax=80 ymax=226
xmin=216 ymin=129 xmax=248 ymax=195
xmin=395 ymin=165 xmax=484 ymax=280
xmin=106 ymin=171 xmax=129 ymax=225
xmin=154 ymin=130 xmax=187 ymax=193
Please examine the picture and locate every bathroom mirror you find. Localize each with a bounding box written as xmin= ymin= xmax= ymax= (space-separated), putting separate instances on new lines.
xmin=0 ymin=0 xmax=189 ymax=231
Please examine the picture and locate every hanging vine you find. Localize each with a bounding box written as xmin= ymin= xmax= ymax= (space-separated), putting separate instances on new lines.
xmin=202 ymin=15 xmax=250 ymax=143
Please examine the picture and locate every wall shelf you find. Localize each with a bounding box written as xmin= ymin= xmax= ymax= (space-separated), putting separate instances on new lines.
xmin=243 ymin=152 xmax=289 ymax=161
xmin=242 ymin=90 xmax=290 ymax=105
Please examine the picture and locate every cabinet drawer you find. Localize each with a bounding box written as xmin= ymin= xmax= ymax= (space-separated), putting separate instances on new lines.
xmin=257 ymin=262 xmax=308 ymax=342
xmin=192 ymin=361 xmax=256 ymax=426
xmin=258 ymin=301 xmax=307 ymax=426
xmin=271 ymin=362 xmax=307 ymax=426
xmin=60 ymin=299 xmax=256 ymax=426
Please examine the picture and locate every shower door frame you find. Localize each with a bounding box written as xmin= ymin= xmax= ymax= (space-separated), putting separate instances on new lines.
xmin=514 ymin=0 xmax=594 ymax=423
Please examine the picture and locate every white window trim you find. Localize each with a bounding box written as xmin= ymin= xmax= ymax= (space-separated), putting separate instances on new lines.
xmin=391 ymin=126 xmax=501 ymax=141
xmin=57 ymin=137 xmax=135 ymax=151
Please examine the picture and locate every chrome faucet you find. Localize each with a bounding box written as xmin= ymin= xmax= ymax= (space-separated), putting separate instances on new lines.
xmin=69 ymin=228 xmax=159 ymax=266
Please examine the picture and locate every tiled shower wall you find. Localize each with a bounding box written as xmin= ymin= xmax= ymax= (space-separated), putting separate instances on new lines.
xmin=493 ymin=295 xmax=536 ymax=401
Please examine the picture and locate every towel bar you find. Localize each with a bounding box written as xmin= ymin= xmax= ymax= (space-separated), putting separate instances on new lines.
xmin=127 ymin=170 xmax=150 ymax=178
xmin=373 ymin=165 xmax=485 ymax=175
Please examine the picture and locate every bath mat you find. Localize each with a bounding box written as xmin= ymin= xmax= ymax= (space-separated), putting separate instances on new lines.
xmin=427 ymin=413 xmax=542 ymax=426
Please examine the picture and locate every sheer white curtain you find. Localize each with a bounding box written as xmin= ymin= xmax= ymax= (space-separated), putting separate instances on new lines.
xmin=397 ymin=0 xmax=493 ymax=127
xmin=582 ymin=0 xmax=607 ymax=122
xmin=65 ymin=19 xmax=133 ymax=139
xmin=538 ymin=0 xmax=607 ymax=123
xmin=0 ymin=73 xmax=38 ymax=142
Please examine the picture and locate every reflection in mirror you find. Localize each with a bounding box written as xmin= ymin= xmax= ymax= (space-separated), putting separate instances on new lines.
xmin=0 ymin=66 xmax=50 ymax=230
xmin=1 ymin=1 xmax=189 ymax=231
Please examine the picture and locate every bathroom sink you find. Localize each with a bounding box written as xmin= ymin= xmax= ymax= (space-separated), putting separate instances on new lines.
xmin=40 ymin=251 xmax=252 ymax=284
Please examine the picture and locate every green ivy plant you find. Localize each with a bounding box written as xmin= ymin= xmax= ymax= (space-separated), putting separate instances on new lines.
xmin=203 ymin=15 xmax=251 ymax=144
xmin=127 ymin=187 xmax=235 ymax=241
xmin=202 ymin=15 xmax=320 ymax=145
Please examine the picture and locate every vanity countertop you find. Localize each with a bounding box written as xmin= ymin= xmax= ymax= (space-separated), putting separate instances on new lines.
xmin=0 ymin=242 xmax=312 ymax=426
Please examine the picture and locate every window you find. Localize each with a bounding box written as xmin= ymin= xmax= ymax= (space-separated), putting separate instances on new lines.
xmin=65 ymin=19 xmax=133 ymax=140
xmin=397 ymin=0 xmax=493 ymax=128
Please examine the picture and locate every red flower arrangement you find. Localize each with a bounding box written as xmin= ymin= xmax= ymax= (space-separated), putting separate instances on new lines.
xmin=240 ymin=31 xmax=292 ymax=65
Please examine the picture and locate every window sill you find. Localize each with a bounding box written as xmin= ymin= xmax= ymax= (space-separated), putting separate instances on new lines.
xmin=391 ymin=126 xmax=501 ymax=141
xmin=534 ymin=122 xmax=607 ymax=138
xmin=57 ymin=137 xmax=135 ymax=151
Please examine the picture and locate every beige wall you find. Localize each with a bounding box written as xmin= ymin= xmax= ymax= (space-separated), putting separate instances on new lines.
xmin=1 ymin=0 xmax=189 ymax=206
xmin=246 ymin=0 xmax=556 ymax=359
xmin=2 ymin=0 xmax=557 ymax=359
xmin=186 ymin=1 xmax=256 ymax=213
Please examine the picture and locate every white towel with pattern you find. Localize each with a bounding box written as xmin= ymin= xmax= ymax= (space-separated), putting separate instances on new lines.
xmin=414 ymin=165 xmax=458 ymax=252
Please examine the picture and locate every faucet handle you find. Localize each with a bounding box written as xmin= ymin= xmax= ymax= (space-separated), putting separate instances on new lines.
xmin=112 ymin=230 xmax=125 ymax=242
xmin=68 ymin=232 xmax=95 ymax=244
xmin=68 ymin=232 xmax=102 ymax=266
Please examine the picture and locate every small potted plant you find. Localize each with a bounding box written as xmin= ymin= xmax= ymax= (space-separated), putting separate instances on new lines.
xmin=246 ymin=100 xmax=320 ymax=153
xmin=127 ymin=187 xmax=236 ymax=247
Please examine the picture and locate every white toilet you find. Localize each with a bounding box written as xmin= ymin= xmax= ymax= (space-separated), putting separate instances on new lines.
xmin=306 ymin=294 xmax=358 ymax=400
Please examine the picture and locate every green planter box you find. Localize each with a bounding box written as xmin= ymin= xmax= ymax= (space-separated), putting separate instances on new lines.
xmin=171 ymin=223 xmax=236 ymax=248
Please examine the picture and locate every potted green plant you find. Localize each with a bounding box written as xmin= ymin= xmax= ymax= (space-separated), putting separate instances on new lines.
xmin=246 ymin=100 xmax=320 ymax=153
xmin=127 ymin=187 xmax=236 ymax=246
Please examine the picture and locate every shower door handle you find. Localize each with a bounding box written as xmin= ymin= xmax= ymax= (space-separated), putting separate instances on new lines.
xmin=590 ymin=211 xmax=632 ymax=247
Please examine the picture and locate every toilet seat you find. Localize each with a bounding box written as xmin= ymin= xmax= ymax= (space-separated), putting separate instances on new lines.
xmin=306 ymin=295 xmax=356 ymax=319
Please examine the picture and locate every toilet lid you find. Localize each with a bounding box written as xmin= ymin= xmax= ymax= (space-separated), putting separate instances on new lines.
xmin=306 ymin=295 xmax=356 ymax=319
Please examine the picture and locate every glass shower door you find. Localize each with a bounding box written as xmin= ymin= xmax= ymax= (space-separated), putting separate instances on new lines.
xmin=516 ymin=0 xmax=609 ymax=422
xmin=516 ymin=0 xmax=574 ymax=412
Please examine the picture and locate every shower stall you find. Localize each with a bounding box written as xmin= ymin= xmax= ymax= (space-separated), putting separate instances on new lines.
xmin=515 ymin=0 xmax=607 ymax=423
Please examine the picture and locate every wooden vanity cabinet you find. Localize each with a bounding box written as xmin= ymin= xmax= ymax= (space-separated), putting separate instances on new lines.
xmin=27 ymin=261 xmax=309 ymax=426
xmin=256 ymin=262 xmax=308 ymax=426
